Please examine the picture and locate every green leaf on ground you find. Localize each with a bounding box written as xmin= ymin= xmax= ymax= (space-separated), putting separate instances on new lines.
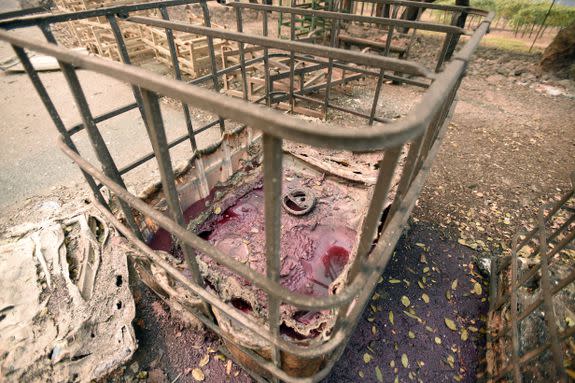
xmin=363 ymin=353 xmax=373 ymax=363
xmin=375 ymin=366 xmax=384 ymax=382
xmin=401 ymin=354 xmax=409 ymax=368
xmin=472 ymin=282 xmax=483 ymax=295
xmin=401 ymin=296 xmax=411 ymax=307
xmin=445 ymin=318 xmax=457 ymax=331
xmin=461 ymin=328 xmax=469 ymax=341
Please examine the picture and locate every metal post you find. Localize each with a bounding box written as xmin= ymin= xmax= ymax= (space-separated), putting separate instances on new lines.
xmin=140 ymin=89 xmax=205 ymax=288
xmin=263 ymin=134 xmax=283 ymax=378
xmin=10 ymin=44 xmax=109 ymax=210
xmin=106 ymin=14 xmax=149 ymax=126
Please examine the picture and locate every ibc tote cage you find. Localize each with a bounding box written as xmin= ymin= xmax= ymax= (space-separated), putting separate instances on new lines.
xmin=0 ymin=1 xmax=493 ymax=381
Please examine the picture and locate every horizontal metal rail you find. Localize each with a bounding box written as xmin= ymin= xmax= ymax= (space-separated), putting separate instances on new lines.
xmin=0 ymin=0 xmax=200 ymax=29
xmin=0 ymin=5 xmax=50 ymax=21
xmin=350 ymin=0 xmax=489 ymax=15
xmin=125 ymin=16 xmax=434 ymax=78
xmin=0 ymin=29 xmax=447 ymax=151
xmin=230 ymin=2 xmax=471 ymax=35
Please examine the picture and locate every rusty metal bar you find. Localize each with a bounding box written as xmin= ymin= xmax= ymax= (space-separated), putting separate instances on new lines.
xmin=57 ymin=60 xmax=142 ymax=240
xmin=510 ymin=233 xmax=522 ymax=383
xmin=199 ymin=1 xmax=225 ymax=134
xmin=356 ymin=0 xmax=489 ymax=15
xmin=140 ymin=89 xmax=205 ymax=287
xmin=229 ymin=2 xmax=472 ymax=35
xmin=234 ymin=1 xmax=249 ymax=101
xmin=263 ymin=134 xmax=283 ymax=377
xmin=488 ymin=174 xmax=575 ymax=382
xmin=289 ymin=16 xmax=296 ymax=112
xmin=0 ymin=0 xmax=200 ymax=29
xmin=10 ymin=44 xmax=109 ymax=209
xmin=125 ymin=16 xmax=434 ymax=78
xmin=106 ymin=15 xmax=149 ymax=123
xmin=262 ymin=9 xmax=271 ymax=107
xmin=536 ymin=204 xmax=567 ymax=381
xmin=159 ymin=5 xmax=197 ymax=150
xmin=369 ymin=68 xmax=385 ymax=125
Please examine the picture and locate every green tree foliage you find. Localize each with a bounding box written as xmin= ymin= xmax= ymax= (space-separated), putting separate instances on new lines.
xmin=435 ymin=0 xmax=575 ymax=29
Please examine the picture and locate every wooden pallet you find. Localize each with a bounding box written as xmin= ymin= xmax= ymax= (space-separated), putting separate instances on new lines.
xmin=54 ymin=0 xmax=226 ymax=76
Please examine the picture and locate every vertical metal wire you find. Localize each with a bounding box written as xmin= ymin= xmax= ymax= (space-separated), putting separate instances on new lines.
xmin=159 ymin=5 xmax=198 ymax=151
xmin=262 ymin=134 xmax=283 ymax=378
xmin=382 ymin=133 xmax=425 ymax=232
xmin=200 ymin=0 xmax=226 ymax=134
xmin=234 ymin=1 xmax=249 ymax=101
xmin=404 ymin=6 xmax=423 ymax=59
xmin=10 ymin=44 xmax=109 ymax=210
xmin=106 ymin=15 xmax=149 ymax=125
xmin=323 ymin=18 xmax=339 ymax=118
xmin=368 ymin=68 xmax=385 ymax=125
xmin=289 ymin=12 xmax=296 ymax=113
xmin=346 ymin=146 xmax=402 ymax=282
xmin=39 ymin=22 xmax=140 ymax=237
xmin=384 ymin=4 xmax=399 ymax=57
xmin=58 ymin=61 xmax=143 ymax=240
xmin=537 ymin=206 xmax=568 ymax=382
xmin=262 ymin=8 xmax=271 ymax=107
xmin=510 ymin=234 xmax=523 ymax=383
xmin=140 ymin=89 xmax=205 ymax=288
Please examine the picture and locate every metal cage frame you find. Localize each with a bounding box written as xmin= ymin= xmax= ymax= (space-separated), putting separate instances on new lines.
xmin=487 ymin=173 xmax=575 ymax=383
xmin=0 ymin=1 xmax=493 ymax=381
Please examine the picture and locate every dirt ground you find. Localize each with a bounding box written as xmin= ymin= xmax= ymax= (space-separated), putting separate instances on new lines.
xmin=0 ymin=2 xmax=574 ymax=383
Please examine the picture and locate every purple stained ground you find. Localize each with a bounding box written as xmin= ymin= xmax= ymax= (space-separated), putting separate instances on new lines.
xmin=146 ymin=187 xmax=488 ymax=381
xmin=206 ymin=189 xmax=354 ymax=297
xmin=150 ymin=186 xmax=357 ymax=300
xmin=325 ymin=222 xmax=490 ymax=382
xmin=125 ymin=220 xmax=489 ymax=383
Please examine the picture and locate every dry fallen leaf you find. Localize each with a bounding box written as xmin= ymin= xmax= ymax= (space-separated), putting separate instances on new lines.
xmin=472 ymin=282 xmax=483 ymax=295
xmin=408 ymin=331 xmax=416 ymax=339
xmin=401 ymin=296 xmax=411 ymax=307
xmin=389 ymin=279 xmax=401 ymax=284
xmin=401 ymin=353 xmax=409 ymax=368
xmin=445 ymin=318 xmax=457 ymax=331
xmin=226 ymin=360 xmax=232 ymax=375
xmin=199 ymin=354 xmax=209 ymax=368
xmin=447 ymin=354 xmax=455 ymax=368
xmin=434 ymin=336 xmax=442 ymax=344
xmin=461 ymin=328 xmax=469 ymax=341
xmin=422 ymin=293 xmax=430 ymax=304
xmin=451 ymin=279 xmax=458 ymax=290
xmin=192 ymin=368 xmax=205 ymax=382
xmin=363 ymin=353 xmax=373 ymax=363
xmin=389 ymin=311 xmax=394 ymax=325
xmin=375 ymin=366 xmax=384 ymax=382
